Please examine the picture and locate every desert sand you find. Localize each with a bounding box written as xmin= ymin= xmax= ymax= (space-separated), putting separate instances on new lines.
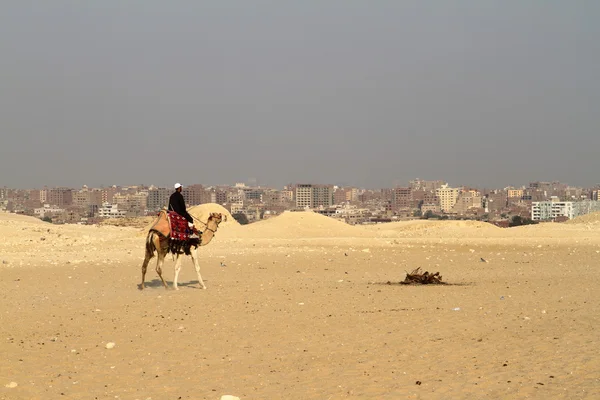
xmin=1 ymin=207 xmax=600 ymax=399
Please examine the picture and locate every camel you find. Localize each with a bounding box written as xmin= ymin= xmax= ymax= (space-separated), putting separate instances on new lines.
xmin=139 ymin=212 xmax=225 ymax=290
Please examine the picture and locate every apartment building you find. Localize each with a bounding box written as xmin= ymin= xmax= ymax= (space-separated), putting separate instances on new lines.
xmin=147 ymin=187 xmax=170 ymax=211
xmin=295 ymin=184 xmax=334 ymax=209
xmin=72 ymin=190 xmax=91 ymax=209
xmin=486 ymin=192 xmax=508 ymax=212
xmin=34 ymin=204 xmax=64 ymax=219
xmin=101 ymin=187 xmax=119 ymax=204
xmin=98 ymin=203 xmax=127 ymax=218
xmin=182 ymin=184 xmax=209 ymax=206
xmin=507 ymin=189 xmax=524 ymax=199
xmin=532 ymin=201 xmax=574 ymax=220
xmin=39 ymin=188 xmax=47 ymax=203
xmin=393 ymin=187 xmax=412 ymax=210
xmin=113 ymin=192 xmax=148 ymax=216
xmin=452 ymin=190 xmax=483 ymax=215
xmin=436 ymin=185 xmax=460 ymax=212
xmin=531 ymin=199 xmax=600 ymax=221
xmin=47 ymin=188 xmax=73 ymax=207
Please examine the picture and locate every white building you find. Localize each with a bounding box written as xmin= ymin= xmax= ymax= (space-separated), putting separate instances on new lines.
xmin=98 ymin=203 xmax=127 ymax=218
xmin=34 ymin=204 xmax=64 ymax=218
xmin=295 ymin=184 xmax=333 ymax=209
xmin=436 ymin=185 xmax=460 ymax=212
xmin=532 ymin=200 xmax=600 ymax=221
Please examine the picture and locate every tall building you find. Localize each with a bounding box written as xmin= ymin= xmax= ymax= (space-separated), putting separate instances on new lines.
xmin=334 ymin=188 xmax=349 ymax=205
xmin=182 ymin=184 xmax=205 ymax=206
xmin=295 ymin=184 xmax=333 ymax=209
xmin=147 ymin=187 xmax=170 ymax=211
xmin=102 ymin=187 xmax=119 ymax=204
xmin=486 ymin=192 xmax=508 ymax=212
xmin=39 ymin=188 xmax=48 ymax=203
xmin=213 ymin=190 xmax=228 ymax=205
xmin=393 ymin=187 xmax=412 ymax=210
xmin=452 ymin=190 xmax=483 ymax=214
xmin=89 ymin=190 xmax=104 ymax=206
xmin=47 ymin=188 xmax=73 ymax=207
xmin=436 ymin=185 xmax=460 ymax=212
xmin=72 ymin=190 xmax=90 ymax=209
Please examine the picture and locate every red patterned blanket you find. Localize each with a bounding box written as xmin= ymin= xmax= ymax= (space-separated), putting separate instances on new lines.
xmin=168 ymin=211 xmax=190 ymax=241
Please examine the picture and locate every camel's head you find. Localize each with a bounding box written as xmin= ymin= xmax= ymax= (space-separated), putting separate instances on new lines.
xmin=209 ymin=212 xmax=226 ymax=226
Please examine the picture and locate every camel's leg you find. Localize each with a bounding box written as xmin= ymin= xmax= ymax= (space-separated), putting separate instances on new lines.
xmin=155 ymin=250 xmax=169 ymax=290
xmin=140 ymin=254 xmax=151 ymax=290
xmin=190 ymin=247 xmax=207 ymax=290
xmin=140 ymin=234 xmax=156 ymax=290
xmin=172 ymin=253 xmax=184 ymax=290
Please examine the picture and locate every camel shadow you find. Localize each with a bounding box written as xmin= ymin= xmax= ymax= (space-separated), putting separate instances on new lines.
xmin=137 ymin=278 xmax=207 ymax=290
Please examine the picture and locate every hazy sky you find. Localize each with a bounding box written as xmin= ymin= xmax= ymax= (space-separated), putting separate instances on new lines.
xmin=1 ymin=1 xmax=599 ymax=189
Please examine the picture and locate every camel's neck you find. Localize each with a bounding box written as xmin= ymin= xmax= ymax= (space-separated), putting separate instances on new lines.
xmin=200 ymin=223 xmax=218 ymax=246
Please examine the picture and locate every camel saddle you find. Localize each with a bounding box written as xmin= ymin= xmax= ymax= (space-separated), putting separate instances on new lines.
xmin=148 ymin=209 xmax=171 ymax=238
xmin=149 ymin=208 xmax=196 ymax=242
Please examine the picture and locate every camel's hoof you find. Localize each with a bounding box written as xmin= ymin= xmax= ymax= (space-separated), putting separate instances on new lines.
xmin=201 ymin=286 xmax=207 ymax=290
xmin=138 ymin=284 xmax=145 ymax=291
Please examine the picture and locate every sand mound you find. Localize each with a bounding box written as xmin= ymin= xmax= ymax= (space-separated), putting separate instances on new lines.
xmin=565 ymin=212 xmax=600 ymax=225
xmin=363 ymin=219 xmax=502 ymax=238
xmin=366 ymin=219 xmax=499 ymax=232
xmin=0 ymin=211 xmax=47 ymax=225
xmin=188 ymin=203 xmax=238 ymax=228
xmin=221 ymin=211 xmax=364 ymax=239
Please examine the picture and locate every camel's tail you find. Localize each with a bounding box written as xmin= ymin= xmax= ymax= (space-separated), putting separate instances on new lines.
xmin=145 ymin=231 xmax=157 ymax=257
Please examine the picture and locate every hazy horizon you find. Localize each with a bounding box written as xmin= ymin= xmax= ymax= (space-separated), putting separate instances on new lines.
xmin=1 ymin=1 xmax=599 ymax=190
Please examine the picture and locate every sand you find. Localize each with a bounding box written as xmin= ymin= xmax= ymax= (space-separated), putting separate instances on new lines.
xmin=1 ymin=210 xmax=599 ymax=399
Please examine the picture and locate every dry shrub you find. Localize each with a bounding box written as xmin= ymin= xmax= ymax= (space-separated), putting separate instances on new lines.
xmin=400 ymin=267 xmax=445 ymax=285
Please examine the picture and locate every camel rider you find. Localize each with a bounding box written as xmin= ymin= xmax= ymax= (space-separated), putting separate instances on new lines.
xmin=169 ymin=183 xmax=199 ymax=239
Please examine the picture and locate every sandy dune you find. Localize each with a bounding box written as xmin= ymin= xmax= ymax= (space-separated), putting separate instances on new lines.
xmin=1 ymin=210 xmax=599 ymax=399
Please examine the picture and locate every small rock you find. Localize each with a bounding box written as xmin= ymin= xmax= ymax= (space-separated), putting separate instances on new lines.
xmin=5 ymin=382 xmax=18 ymax=388
xmin=105 ymin=342 xmax=116 ymax=349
